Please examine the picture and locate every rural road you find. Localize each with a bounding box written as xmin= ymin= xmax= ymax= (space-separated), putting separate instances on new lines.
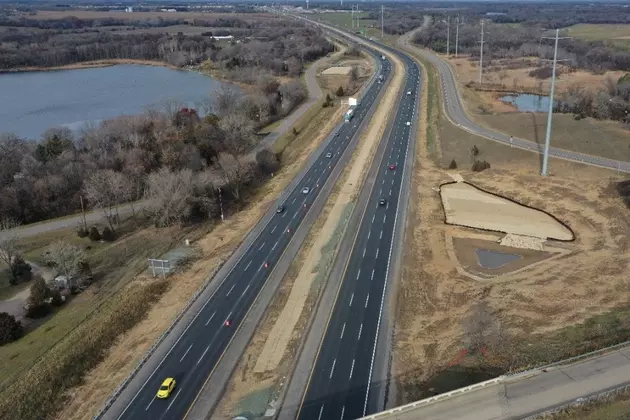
xmin=98 ymin=47 xmax=392 ymax=420
xmin=361 ymin=346 xmax=630 ymax=420
xmin=398 ymin=24 xmax=630 ymax=173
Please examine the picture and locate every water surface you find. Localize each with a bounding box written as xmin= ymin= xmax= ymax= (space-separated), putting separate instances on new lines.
xmin=500 ymin=93 xmax=552 ymax=113
xmin=0 ymin=64 xmax=236 ymax=139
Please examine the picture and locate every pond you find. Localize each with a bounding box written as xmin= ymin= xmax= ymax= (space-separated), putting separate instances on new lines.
xmin=0 ymin=64 xmax=238 ymax=139
xmin=475 ymin=248 xmax=522 ymax=269
xmin=500 ymin=93 xmax=553 ymax=113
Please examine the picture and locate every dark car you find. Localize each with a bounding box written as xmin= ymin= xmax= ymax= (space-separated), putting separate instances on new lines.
xmin=276 ymin=205 xmax=284 ymax=213
xmin=378 ymin=198 xmax=387 ymax=206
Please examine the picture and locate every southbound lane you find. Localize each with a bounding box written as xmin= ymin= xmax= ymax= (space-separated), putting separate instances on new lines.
xmin=298 ymin=49 xmax=420 ymax=420
xmin=116 ymin=52 xmax=393 ymax=420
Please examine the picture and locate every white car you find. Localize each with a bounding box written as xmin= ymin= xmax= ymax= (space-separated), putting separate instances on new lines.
xmin=301 ymin=187 xmax=310 ymax=194
xmin=407 ymin=90 xmax=412 ymax=95
xmin=325 ymin=152 xmax=332 ymax=158
xmin=406 ymin=121 xmax=411 ymax=126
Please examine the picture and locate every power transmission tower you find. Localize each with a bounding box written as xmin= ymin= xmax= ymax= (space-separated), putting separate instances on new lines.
xmin=478 ymin=20 xmax=486 ymax=84
xmin=381 ymin=5 xmax=384 ymax=39
xmin=446 ymin=16 xmax=450 ymax=56
xmin=455 ymin=15 xmax=459 ymax=57
xmin=540 ymin=29 xmax=571 ymax=176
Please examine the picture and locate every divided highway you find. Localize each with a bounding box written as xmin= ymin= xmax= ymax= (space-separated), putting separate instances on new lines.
xmin=296 ymin=41 xmax=420 ymax=420
xmin=103 ymin=50 xmax=392 ymax=420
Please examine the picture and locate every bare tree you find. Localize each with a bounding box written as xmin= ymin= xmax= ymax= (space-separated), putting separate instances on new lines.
xmin=47 ymin=240 xmax=87 ymax=289
xmin=215 ymin=153 xmax=255 ymax=202
xmin=84 ymin=170 xmax=127 ymax=230
xmin=214 ymin=87 xmax=241 ymax=117
xmin=462 ymin=301 xmax=497 ymax=355
xmin=218 ymin=112 xmax=255 ymax=155
xmin=0 ymin=218 xmax=30 ymax=285
xmin=145 ymin=168 xmax=196 ymax=227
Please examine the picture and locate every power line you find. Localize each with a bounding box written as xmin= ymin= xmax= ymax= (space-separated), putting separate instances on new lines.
xmin=479 ymin=20 xmax=486 ymax=84
xmin=455 ymin=15 xmax=459 ymax=58
xmin=446 ymin=16 xmax=450 ymax=56
xmin=381 ymin=5 xmax=384 ymax=39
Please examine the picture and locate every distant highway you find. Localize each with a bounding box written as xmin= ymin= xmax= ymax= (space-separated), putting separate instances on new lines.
xmin=398 ymin=27 xmax=630 ymax=173
xmin=100 ymin=46 xmax=394 ymax=420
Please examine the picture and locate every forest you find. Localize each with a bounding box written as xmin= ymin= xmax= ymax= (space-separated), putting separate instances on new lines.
xmin=0 ymin=15 xmax=334 ymax=71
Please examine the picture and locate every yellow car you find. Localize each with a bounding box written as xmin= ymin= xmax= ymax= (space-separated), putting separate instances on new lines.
xmin=156 ymin=377 xmax=176 ymax=399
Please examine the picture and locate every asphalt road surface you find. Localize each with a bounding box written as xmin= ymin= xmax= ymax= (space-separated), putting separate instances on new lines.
xmin=112 ymin=54 xmax=392 ymax=420
xmin=399 ymin=26 xmax=630 ymax=173
xmin=297 ymin=46 xmax=420 ymax=420
xmin=362 ymin=346 xmax=630 ymax=420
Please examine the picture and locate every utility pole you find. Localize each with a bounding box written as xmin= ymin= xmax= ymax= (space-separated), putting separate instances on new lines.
xmin=540 ymin=29 xmax=571 ymax=176
xmin=446 ymin=16 xmax=450 ymax=56
xmin=381 ymin=5 xmax=384 ymax=39
xmin=455 ymin=15 xmax=459 ymax=57
xmin=79 ymin=196 xmax=87 ymax=231
xmin=351 ymin=5 xmax=354 ymax=28
xmin=478 ymin=20 xmax=485 ymax=84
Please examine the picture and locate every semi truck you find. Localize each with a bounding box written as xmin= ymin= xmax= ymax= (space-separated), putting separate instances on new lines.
xmin=344 ymin=107 xmax=354 ymax=122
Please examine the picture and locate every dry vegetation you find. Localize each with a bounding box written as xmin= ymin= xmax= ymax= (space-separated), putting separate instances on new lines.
xmin=394 ymin=40 xmax=630 ymax=406
xmin=214 ymin=46 xmax=403 ymax=419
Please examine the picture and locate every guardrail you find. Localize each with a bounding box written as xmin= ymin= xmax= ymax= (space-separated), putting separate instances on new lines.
xmin=360 ymin=376 xmax=505 ymax=419
xmin=93 ymin=261 xmax=225 ymax=419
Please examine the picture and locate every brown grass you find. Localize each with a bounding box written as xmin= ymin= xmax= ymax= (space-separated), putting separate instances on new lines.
xmin=395 ymin=40 xmax=630 ymax=406
xmin=28 ymin=10 xmax=273 ymax=21
xmin=2 ymin=59 xmax=176 ymax=73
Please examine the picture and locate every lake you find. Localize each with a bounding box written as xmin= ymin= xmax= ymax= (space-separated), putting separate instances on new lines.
xmin=500 ymin=93 xmax=553 ymax=113
xmin=0 ymin=64 xmax=237 ymax=139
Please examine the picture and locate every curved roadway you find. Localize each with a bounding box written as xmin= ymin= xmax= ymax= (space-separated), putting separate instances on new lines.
xmin=100 ymin=45 xmax=393 ymax=420
xmin=398 ymin=27 xmax=630 ymax=173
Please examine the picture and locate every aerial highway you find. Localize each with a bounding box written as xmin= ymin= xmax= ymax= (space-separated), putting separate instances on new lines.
xmin=398 ymin=27 xmax=630 ymax=173
xmin=285 ymin=21 xmax=421 ymax=420
xmin=99 ymin=44 xmax=394 ymax=420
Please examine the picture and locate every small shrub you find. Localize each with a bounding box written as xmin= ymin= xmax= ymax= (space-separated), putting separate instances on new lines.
xmin=322 ymin=102 xmax=328 ymax=108
xmin=292 ymin=127 xmax=298 ymax=137
xmin=472 ymin=160 xmax=491 ymax=172
xmin=0 ymin=312 xmax=22 ymax=345
xmin=471 ymin=145 xmax=479 ymax=157
xmin=574 ymin=113 xmax=584 ymax=120
xmin=50 ymin=289 xmax=65 ymax=307
xmin=101 ymin=227 xmax=115 ymax=242
xmin=9 ymin=255 xmax=32 ymax=285
xmin=448 ymin=159 xmax=458 ymax=169
xmin=25 ymin=276 xmax=51 ymax=318
xmin=336 ymin=86 xmax=345 ymax=97
xmin=88 ymin=226 xmax=101 ymax=241
xmin=76 ymin=227 xmax=88 ymax=238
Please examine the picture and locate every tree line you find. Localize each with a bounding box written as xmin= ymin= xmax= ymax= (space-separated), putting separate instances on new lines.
xmin=0 ymin=75 xmax=308 ymax=227
xmin=0 ymin=15 xmax=334 ymax=71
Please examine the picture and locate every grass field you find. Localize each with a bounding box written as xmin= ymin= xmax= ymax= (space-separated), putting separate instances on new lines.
xmin=566 ymin=23 xmax=630 ymax=49
xmin=550 ymin=389 xmax=630 ymax=420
